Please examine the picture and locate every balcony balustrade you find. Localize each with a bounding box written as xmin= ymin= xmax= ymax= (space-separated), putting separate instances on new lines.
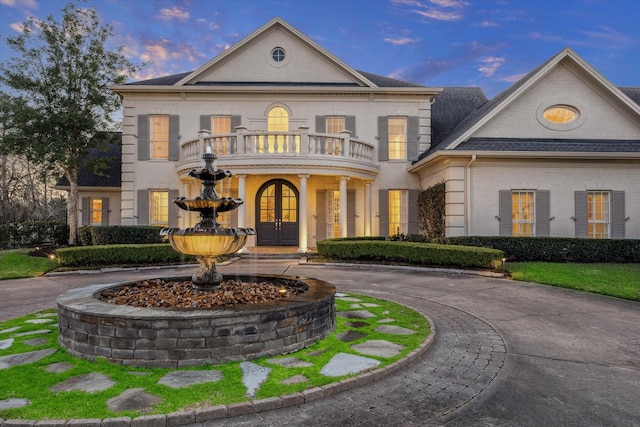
xmin=181 ymin=126 xmax=375 ymax=164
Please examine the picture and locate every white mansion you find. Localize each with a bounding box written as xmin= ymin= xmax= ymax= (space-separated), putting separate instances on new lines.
xmin=69 ymin=18 xmax=640 ymax=251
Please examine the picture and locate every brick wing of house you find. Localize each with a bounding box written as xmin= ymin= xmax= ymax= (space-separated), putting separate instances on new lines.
xmin=66 ymin=17 xmax=640 ymax=248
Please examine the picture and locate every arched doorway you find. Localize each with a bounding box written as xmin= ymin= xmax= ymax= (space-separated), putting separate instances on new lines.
xmin=256 ymin=179 xmax=299 ymax=246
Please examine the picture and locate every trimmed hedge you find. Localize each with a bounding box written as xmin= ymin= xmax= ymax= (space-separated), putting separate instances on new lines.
xmin=78 ymin=226 xmax=166 ymax=246
xmin=0 ymin=222 xmax=68 ymax=248
xmin=443 ymin=236 xmax=640 ymax=263
xmin=56 ymin=244 xmax=195 ymax=267
xmin=316 ymin=239 xmax=503 ymax=270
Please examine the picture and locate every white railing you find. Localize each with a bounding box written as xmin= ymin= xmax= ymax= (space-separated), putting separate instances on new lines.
xmin=181 ymin=127 xmax=375 ymax=163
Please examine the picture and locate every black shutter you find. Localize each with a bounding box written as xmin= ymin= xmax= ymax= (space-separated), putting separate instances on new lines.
xmin=574 ymin=191 xmax=588 ymax=238
xmin=168 ymin=189 xmax=179 ymax=227
xmin=137 ymin=115 xmax=149 ymax=160
xmin=316 ymin=190 xmax=327 ymax=241
xmin=168 ymin=115 xmax=180 ymax=161
xmin=345 ymin=116 xmax=356 ymax=136
xmin=498 ymin=190 xmax=512 ymax=236
xmin=200 ymin=115 xmax=211 ymax=132
xmin=407 ymin=116 xmax=419 ymax=161
xmin=536 ymin=190 xmax=550 ymax=237
xmin=101 ymin=197 xmax=109 ymax=226
xmin=611 ymin=191 xmax=625 ymax=239
xmin=378 ymin=189 xmax=389 ymax=236
xmin=378 ymin=117 xmax=388 ymax=161
xmin=408 ymin=189 xmax=420 ymax=234
xmin=137 ymin=189 xmax=149 ymax=225
xmin=81 ymin=197 xmax=90 ymax=225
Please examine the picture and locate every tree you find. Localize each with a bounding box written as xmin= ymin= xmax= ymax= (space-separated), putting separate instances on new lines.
xmin=0 ymin=1 xmax=141 ymax=244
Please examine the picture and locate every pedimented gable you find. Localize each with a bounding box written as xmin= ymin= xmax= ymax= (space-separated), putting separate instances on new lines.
xmin=178 ymin=18 xmax=374 ymax=87
xmin=473 ymin=59 xmax=640 ymax=141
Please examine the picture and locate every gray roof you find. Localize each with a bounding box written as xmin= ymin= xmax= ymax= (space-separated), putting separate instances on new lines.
xmin=430 ymin=87 xmax=488 ymax=149
xmin=127 ymin=70 xmax=425 ymax=88
xmin=56 ymin=133 xmax=122 ymax=188
xmin=456 ymin=138 xmax=640 ymax=152
xmin=620 ymin=87 xmax=640 ymax=105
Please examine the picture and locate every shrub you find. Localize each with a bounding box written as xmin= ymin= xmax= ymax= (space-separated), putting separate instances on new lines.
xmin=443 ymin=236 xmax=640 ymax=263
xmin=418 ymin=182 xmax=445 ymax=238
xmin=56 ymin=243 xmax=195 ymax=267
xmin=0 ymin=221 xmax=68 ymax=248
xmin=78 ymin=226 xmax=166 ymax=246
xmin=317 ymin=239 xmax=503 ymax=270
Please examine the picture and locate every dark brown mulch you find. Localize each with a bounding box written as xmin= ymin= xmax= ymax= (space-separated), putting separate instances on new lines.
xmin=99 ymin=278 xmax=303 ymax=308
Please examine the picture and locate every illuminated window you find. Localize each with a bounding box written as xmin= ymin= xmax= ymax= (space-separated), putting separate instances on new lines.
xmin=260 ymin=184 xmax=276 ymax=223
xmin=512 ymin=191 xmax=535 ymax=237
xmin=326 ymin=117 xmax=345 ymax=155
xmin=90 ymin=198 xmax=103 ymax=225
xmin=326 ymin=190 xmax=340 ymax=238
xmin=271 ymin=47 xmax=286 ymax=62
xmin=388 ymin=190 xmax=407 ymax=236
xmin=211 ymin=116 xmax=231 ymax=155
xmin=263 ymin=107 xmax=292 ymax=153
xmin=281 ymin=185 xmax=297 ymax=223
xmin=150 ymin=115 xmax=169 ymax=159
xmin=150 ymin=190 xmax=169 ymax=226
xmin=388 ymin=118 xmax=406 ymax=160
xmin=543 ymin=105 xmax=578 ymax=124
xmin=588 ymin=191 xmax=610 ymax=238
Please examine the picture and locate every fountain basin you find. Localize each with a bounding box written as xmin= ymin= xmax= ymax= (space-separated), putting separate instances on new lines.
xmin=57 ymin=274 xmax=336 ymax=368
xmin=161 ymin=228 xmax=255 ymax=257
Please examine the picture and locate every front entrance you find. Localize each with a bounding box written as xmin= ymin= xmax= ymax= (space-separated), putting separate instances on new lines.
xmin=256 ymin=179 xmax=299 ymax=246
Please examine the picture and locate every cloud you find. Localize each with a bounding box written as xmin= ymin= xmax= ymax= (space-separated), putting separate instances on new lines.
xmin=525 ymin=32 xmax=564 ymax=42
xmin=478 ymin=21 xmax=498 ymax=28
xmin=478 ymin=56 xmax=505 ymax=77
xmin=499 ymin=72 xmax=528 ymax=83
xmin=391 ymin=0 xmax=467 ymax=21
xmin=389 ymin=58 xmax=453 ymax=82
xmin=1 ymin=0 xmax=38 ymax=8
xmin=384 ymin=37 xmax=420 ymax=45
xmin=157 ymin=6 xmax=190 ymax=22
xmin=581 ymin=26 xmax=633 ymax=47
xmin=10 ymin=22 xmax=24 ymax=33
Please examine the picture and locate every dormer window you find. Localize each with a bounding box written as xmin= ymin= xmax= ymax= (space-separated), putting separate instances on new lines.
xmin=271 ymin=47 xmax=286 ymax=62
xmin=543 ymin=105 xmax=578 ymax=124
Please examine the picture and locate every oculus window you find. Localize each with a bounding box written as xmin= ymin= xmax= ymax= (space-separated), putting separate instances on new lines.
xmin=543 ymin=105 xmax=578 ymax=124
xmin=271 ymin=47 xmax=286 ymax=62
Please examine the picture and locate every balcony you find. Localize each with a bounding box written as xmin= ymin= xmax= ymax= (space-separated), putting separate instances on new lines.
xmin=177 ymin=126 xmax=379 ymax=179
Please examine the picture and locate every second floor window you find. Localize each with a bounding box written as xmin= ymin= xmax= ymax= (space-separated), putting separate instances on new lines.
xmin=91 ymin=198 xmax=103 ymax=225
xmin=326 ymin=117 xmax=345 ymax=155
xmin=150 ymin=115 xmax=169 ymax=159
xmin=388 ymin=117 xmax=407 ymax=160
xmin=211 ymin=116 xmax=231 ymax=155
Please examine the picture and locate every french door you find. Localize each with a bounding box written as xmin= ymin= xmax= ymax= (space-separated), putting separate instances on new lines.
xmin=256 ymin=179 xmax=299 ymax=246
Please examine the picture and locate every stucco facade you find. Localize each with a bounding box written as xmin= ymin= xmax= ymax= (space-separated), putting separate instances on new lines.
xmin=68 ymin=18 xmax=640 ymax=244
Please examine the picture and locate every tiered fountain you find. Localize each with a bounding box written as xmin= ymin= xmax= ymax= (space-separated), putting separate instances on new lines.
xmin=57 ymin=150 xmax=336 ymax=368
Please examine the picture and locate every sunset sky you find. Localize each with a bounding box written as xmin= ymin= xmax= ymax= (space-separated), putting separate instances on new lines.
xmin=1 ymin=0 xmax=638 ymax=97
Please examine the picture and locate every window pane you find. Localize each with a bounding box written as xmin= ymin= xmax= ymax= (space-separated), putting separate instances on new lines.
xmin=91 ymin=199 xmax=102 ymax=225
xmin=150 ymin=191 xmax=168 ymax=226
xmin=211 ymin=116 xmax=231 ymax=155
xmin=267 ymin=107 xmax=289 ymax=153
xmin=388 ymin=118 xmax=406 ymax=160
xmin=260 ymin=184 xmax=275 ymax=222
xmin=388 ymin=190 xmax=407 ymax=235
xmin=326 ymin=190 xmax=340 ymax=239
xmin=150 ymin=115 xmax=169 ymax=159
xmin=281 ymin=185 xmax=297 ymax=223
xmin=511 ymin=191 xmax=535 ymax=237
xmin=587 ymin=191 xmax=610 ymax=238
xmin=326 ymin=117 xmax=345 ymax=155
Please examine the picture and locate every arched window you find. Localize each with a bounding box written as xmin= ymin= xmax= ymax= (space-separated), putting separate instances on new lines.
xmin=263 ymin=107 xmax=293 ymax=153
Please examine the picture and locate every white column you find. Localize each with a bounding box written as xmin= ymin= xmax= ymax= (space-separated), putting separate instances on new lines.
xmin=364 ymin=180 xmax=372 ymax=236
xmin=298 ymin=174 xmax=309 ymax=253
xmin=340 ymin=176 xmax=349 ymax=237
xmin=236 ymin=174 xmax=248 ymax=253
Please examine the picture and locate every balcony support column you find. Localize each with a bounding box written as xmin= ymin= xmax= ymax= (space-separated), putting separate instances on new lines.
xmin=364 ymin=180 xmax=372 ymax=236
xmin=236 ymin=174 xmax=248 ymax=253
xmin=340 ymin=130 xmax=351 ymax=157
xmin=297 ymin=174 xmax=309 ymax=253
xmin=298 ymin=126 xmax=310 ymax=154
xmin=340 ymin=176 xmax=350 ymax=237
xmin=235 ymin=126 xmax=247 ymax=154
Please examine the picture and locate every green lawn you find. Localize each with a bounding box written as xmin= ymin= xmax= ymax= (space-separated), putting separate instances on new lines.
xmin=0 ymin=249 xmax=60 ymax=280
xmin=506 ymin=262 xmax=640 ymax=301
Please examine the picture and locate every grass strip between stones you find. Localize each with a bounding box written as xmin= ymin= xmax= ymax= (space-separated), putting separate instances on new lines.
xmin=0 ymin=294 xmax=430 ymax=421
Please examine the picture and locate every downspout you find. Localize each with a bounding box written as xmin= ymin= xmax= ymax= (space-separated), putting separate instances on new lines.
xmin=465 ymin=155 xmax=477 ymax=235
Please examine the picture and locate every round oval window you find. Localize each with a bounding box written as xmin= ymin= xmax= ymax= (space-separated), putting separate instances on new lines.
xmin=271 ymin=47 xmax=286 ymax=62
xmin=543 ymin=105 xmax=578 ymax=124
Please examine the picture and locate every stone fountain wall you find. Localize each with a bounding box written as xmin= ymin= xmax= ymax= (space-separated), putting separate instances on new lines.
xmin=57 ymin=275 xmax=336 ymax=368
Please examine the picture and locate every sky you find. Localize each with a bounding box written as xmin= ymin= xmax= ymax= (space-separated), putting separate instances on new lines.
xmin=0 ymin=0 xmax=638 ymax=98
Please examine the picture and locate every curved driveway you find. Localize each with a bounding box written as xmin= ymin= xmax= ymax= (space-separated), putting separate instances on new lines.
xmin=2 ymin=259 xmax=640 ymax=426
